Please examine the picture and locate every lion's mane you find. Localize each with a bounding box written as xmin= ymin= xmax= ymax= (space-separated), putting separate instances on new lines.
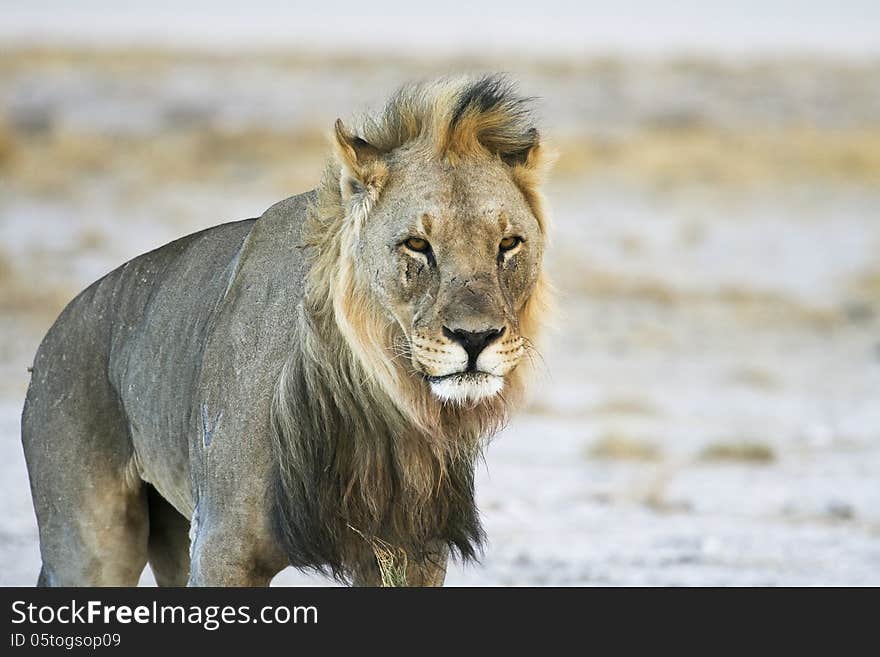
xmin=269 ymin=75 xmax=551 ymax=581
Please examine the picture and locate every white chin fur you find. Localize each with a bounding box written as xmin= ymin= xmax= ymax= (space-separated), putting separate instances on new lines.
xmin=429 ymin=373 xmax=504 ymax=403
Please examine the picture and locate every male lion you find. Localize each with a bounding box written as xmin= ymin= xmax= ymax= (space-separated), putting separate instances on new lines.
xmin=21 ymin=75 xmax=550 ymax=586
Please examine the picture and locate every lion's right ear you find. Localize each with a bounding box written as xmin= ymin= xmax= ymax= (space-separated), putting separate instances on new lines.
xmin=334 ymin=119 xmax=388 ymax=207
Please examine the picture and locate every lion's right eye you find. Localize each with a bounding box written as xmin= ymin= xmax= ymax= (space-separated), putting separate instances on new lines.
xmin=403 ymin=237 xmax=431 ymax=253
xmin=499 ymin=235 xmax=523 ymax=252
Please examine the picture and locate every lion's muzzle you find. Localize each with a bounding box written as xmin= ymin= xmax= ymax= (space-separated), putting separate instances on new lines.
xmin=411 ymin=323 xmax=525 ymax=403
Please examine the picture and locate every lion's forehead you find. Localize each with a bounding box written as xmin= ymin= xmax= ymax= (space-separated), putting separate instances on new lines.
xmin=414 ymin=203 xmax=511 ymax=232
xmin=401 ymin=192 xmax=529 ymax=236
xmin=384 ymin=155 xmax=532 ymax=225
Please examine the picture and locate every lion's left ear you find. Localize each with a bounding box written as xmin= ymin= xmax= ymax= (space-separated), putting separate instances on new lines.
xmin=495 ymin=128 xmax=556 ymax=175
xmin=488 ymin=127 xmax=536 ymax=168
xmin=334 ymin=119 xmax=388 ymax=206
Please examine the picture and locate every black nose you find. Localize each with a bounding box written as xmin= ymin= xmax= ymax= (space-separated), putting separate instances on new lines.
xmin=442 ymin=326 xmax=505 ymax=370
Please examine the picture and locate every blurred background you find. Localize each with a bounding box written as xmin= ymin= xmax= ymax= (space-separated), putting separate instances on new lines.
xmin=1 ymin=1 xmax=879 ymax=585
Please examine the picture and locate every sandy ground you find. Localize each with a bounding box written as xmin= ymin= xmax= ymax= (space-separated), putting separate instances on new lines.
xmin=1 ymin=51 xmax=878 ymax=585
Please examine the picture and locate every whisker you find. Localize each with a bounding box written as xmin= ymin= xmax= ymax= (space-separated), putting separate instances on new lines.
xmin=520 ymin=337 xmax=550 ymax=376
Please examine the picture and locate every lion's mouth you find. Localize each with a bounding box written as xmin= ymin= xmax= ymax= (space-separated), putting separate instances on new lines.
xmin=425 ymin=371 xmax=504 ymax=403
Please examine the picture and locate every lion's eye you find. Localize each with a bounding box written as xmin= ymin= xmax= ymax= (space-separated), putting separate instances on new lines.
xmin=499 ymin=236 xmax=523 ymax=252
xmin=404 ymin=237 xmax=431 ymax=253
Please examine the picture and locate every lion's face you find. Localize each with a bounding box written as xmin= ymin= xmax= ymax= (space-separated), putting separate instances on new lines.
xmin=356 ymin=150 xmax=545 ymax=404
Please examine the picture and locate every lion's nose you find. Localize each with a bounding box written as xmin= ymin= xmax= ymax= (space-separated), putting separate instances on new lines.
xmin=442 ymin=326 xmax=505 ymax=370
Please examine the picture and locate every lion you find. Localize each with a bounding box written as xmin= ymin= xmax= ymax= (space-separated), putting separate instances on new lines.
xmin=21 ymin=74 xmax=551 ymax=586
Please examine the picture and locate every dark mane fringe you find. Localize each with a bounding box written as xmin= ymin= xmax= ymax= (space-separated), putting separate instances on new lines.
xmin=359 ymin=73 xmax=539 ymax=163
xmin=268 ymin=311 xmax=490 ymax=582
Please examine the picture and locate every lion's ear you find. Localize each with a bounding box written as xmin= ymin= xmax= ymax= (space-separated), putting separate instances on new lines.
xmin=492 ymin=128 xmax=544 ymax=169
xmin=334 ymin=119 xmax=387 ymax=204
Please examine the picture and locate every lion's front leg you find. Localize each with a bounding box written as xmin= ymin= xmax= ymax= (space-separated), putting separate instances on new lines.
xmin=187 ymin=509 xmax=287 ymax=587
xmin=408 ymin=548 xmax=449 ymax=586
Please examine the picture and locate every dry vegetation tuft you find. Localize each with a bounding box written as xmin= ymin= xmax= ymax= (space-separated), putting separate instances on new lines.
xmin=728 ymin=366 xmax=780 ymax=391
xmin=699 ymin=440 xmax=776 ymax=464
xmin=554 ymin=263 xmax=844 ymax=330
xmin=0 ymin=252 xmax=75 ymax=321
xmin=591 ymin=397 xmax=661 ymax=417
xmin=348 ymin=525 xmax=408 ymax=587
xmin=852 ymin=269 xmax=880 ymax=304
xmin=588 ymin=433 xmax=662 ymax=462
xmin=554 ymin=128 xmax=880 ymax=187
xmin=0 ymin=126 xmax=328 ymax=197
xmin=0 ymin=120 xmax=15 ymax=166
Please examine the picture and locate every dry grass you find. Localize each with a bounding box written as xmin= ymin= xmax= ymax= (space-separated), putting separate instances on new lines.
xmin=19 ymin=121 xmax=879 ymax=198
xmin=562 ymin=267 xmax=682 ymax=306
xmin=525 ymin=399 xmax=566 ymax=417
xmin=728 ymin=366 xmax=780 ymax=391
xmin=699 ymin=440 xmax=776 ymax=464
xmin=371 ymin=543 xmax=408 ymax=587
xmin=76 ymin=227 xmax=107 ymax=252
xmin=556 ymin=263 xmax=843 ymax=330
xmin=852 ymin=269 xmax=880 ymax=304
xmin=591 ymin=397 xmax=660 ymax=417
xmin=0 ymin=253 xmax=75 ymax=321
xmin=588 ymin=433 xmax=662 ymax=462
xmin=348 ymin=525 xmax=408 ymax=587
xmin=0 ymin=120 xmax=14 ymax=166
xmin=621 ymin=464 xmax=692 ymax=513
xmin=0 ymin=126 xmax=328 ymax=197
xmin=0 ymin=46 xmax=468 ymax=75
xmin=555 ymin=127 xmax=880 ymax=187
xmin=2 ymin=48 xmax=880 ymax=196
